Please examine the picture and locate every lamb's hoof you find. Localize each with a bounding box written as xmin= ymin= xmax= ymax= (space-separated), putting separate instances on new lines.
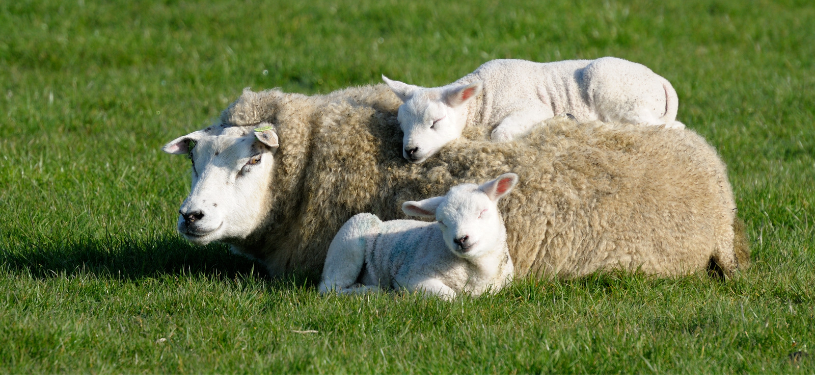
xmin=490 ymin=129 xmax=513 ymax=143
xmin=553 ymin=113 xmax=577 ymax=122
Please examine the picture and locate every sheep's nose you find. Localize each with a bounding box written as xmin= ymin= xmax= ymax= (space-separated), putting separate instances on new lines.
xmin=453 ymin=235 xmax=469 ymax=248
xmin=405 ymin=147 xmax=419 ymax=158
xmin=180 ymin=210 xmax=205 ymax=224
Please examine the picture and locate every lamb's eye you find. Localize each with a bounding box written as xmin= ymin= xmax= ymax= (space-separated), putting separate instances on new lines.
xmin=246 ymin=154 xmax=262 ymax=166
xmin=478 ymin=209 xmax=488 ymax=219
xmin=430 ymin=116 xmax=445 ymax=129
xmin=438 ymin=220 xmax=446 ymax=227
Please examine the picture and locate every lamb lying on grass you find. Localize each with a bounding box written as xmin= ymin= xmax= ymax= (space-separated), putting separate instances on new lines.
xmin=383 ymin=57 xmax=684 ymax=163
xmin=319 ymin=173 xmax=517 ymax=299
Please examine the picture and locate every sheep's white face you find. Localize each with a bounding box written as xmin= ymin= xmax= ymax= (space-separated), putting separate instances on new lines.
xmin=383 ymin=76 xmax=482 ymax=163
xmin=402 ymin=173 xmax=518 ymax=259
xmin=163 ymin=125 xmax=278 ymax=245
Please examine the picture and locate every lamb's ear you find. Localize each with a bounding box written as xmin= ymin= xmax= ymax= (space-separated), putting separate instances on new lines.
xmin=479 ymin=173 xmax=519 ymax=202
xmin=401 ymin=196 xmax=445 ymax=218
xmin=162 ymin=131 xmax=204 ymax=155
xmin=382 ymin=75 xmax=419 ymax=102
xmin=444 ymin=81 xmax=482 ymax=108
xmin=253 ymin=123 xmax=279 ymax=150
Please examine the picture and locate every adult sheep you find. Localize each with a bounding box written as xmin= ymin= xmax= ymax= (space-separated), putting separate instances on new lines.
xmin=162 ymin=84 xmax=749 ymax=280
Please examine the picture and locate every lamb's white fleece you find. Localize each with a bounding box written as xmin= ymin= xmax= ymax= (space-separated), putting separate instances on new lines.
xmin=384 ymin=57 xmax=682 ymax=163
xmin=318 ymin=174 xmax=517 ymax=299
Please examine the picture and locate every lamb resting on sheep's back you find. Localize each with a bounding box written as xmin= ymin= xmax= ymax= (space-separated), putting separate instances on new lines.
xmin=384 ymin=57 xmax=684 ymax=163
xmin=162 ymin=84 xmax=749 ymax=280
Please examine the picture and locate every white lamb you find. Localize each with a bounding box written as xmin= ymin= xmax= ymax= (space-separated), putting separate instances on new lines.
xmin=383 ymin=57 xmax=684 ymax=163
xmin=318 ymin=173 xmax=518 ymax=300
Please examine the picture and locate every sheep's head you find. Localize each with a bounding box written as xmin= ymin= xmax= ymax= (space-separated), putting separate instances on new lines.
xmin=402 ymin=173 xmax=518 ymax=259
xmin=383 ymin=75 xmax=481 ymax=164
xmin=162 ymin=123 xmax=279 ymax=245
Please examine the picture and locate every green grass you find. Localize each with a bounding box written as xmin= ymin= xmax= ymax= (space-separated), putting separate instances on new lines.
xmin=1 ymin=0 xmax=813 ymax=372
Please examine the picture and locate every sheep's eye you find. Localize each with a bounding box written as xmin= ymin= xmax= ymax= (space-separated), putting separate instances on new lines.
xmin=438 ymin=220 xmax=446 ymax=227
xmin=239 ymin=155 xmax=262 ymax=177
xmin=246 ymin=154 xmax=262 ymax=166
xmin=478 ymin=209 xmax=488 ymax=219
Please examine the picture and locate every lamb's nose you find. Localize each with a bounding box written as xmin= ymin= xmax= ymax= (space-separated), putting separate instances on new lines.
xmin=405 ymin=147 xmax=419 ymax=157
xmin=453 ymin=235 xmax=469 ymax=248
xmin=180 ymin=210 xmax=205 ymax=224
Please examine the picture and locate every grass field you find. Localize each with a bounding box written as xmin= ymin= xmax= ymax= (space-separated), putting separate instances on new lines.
xmin=1 ymin=0 xmax=813 ymax=372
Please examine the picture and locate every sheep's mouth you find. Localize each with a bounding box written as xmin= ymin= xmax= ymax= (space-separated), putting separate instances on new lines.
xmin=404 ymin=151 xmax=430 ymax=164
xmin=181 ymin=223 xmax=223 ymax=242
xmin=406 ymin=154 xmax=426 ymax=163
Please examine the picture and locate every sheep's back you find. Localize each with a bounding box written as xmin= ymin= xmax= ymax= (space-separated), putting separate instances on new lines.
xmin=259 ymin=84 xmax=741 ymax=279
xmin=392 ymin=119 xmax=738 ymax=277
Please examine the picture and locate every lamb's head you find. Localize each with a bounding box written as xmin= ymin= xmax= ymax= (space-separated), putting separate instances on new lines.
xmin=402 ymin=173 xmax=518 ymax=259
xmin=162 ymin=123 xmax=279 ymax=245
xmin=383 ymin=75 xmax=482 ymax=163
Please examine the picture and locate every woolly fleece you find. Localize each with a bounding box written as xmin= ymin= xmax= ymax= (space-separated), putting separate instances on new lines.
xmin=454 ymin=58 xmax=679 ymax=128
xmin=384 ymin=57 xmax=682 ymax=163
xmin=173 ymin=84 xmax=748 ymax=279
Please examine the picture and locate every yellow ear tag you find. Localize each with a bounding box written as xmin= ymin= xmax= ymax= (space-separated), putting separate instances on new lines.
xmin=254 ymin=125 xmax=275 ymax=132
xmin=253 ymin=125 xmax=279 ymax=148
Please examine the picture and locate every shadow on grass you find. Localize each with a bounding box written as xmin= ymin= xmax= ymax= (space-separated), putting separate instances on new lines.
xmin=0 ymin=234 xmax=269 ymax=281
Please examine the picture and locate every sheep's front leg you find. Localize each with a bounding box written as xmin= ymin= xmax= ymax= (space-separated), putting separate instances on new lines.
xmin=318 ymin=214 xmax=379 ymax=294
xmin=490 ymin=108 xmax=552 ymax=142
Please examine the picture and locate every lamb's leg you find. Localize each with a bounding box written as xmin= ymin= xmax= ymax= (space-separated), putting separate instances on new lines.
xmin=318 ymin=214 xmax=379 ymax=294
xmin=336 ymin=284 xmax=384 ymax=295
xmin=491 ymin=108 xmax=552 ymax=142
xmin=410 ymin=278 xmax=458 ymax=300
xmin=618 ymin=110 xmax=686 ymax=129
xmin=619 ymin=110 xmax=667 ymax=127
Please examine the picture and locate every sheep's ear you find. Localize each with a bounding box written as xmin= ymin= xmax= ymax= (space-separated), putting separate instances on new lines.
xmin=253 ymin=123 xmax=279 ymax=150
xmin=402 ymin=196 xmax=445 ymax=218
xmin=444 ymin=81 xmax=482 ymax=108
xmin=479 ymin=173 xmax=519 ymax=202
xmin=382 ymin=75 xmax=419 ymax=102
xmin=162 ymin=131 xmax=204 ymax=155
